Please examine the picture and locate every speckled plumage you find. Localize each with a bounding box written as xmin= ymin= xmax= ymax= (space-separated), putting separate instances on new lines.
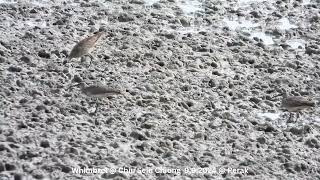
xmin=71 ymin=82 xmax=123 ymax=114
xmin=81 ymin=85 xmax=122 ymax=98
xmin=68 ymin=31 xmax=105 ymax=59
xmin=281 ymin=96 xmax=315 ymax=112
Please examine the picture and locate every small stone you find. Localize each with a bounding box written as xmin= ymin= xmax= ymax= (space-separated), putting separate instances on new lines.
xmin=194 ymin=133 xmax=203 ymax=139
xmin=19 ymin=151 xmax=39 ymax=160
xmin=5 ymin=163 xmax=16 ymax=171
xmin=0 ymin=144 xmax=8 ymax=151
xmin=118 ymin=13 xmax=135 ymax=22
xmin=152 ymin=3 xmax=161 ymax=9
xmin=285 ymin=62 xmax=297 ymax=69
xmin=259 ymin=124 xmax=276 ymax=132
xmin=110 ymin=142 xmax=119 ymax=148
xmin=30 ymin=8 xmax=37 ymax=13
xmin=35 ymin=105 xmax=46 ymax=111
xmin=250 ymin=11 xmax=261 ymax=18
xmin=157 ymin=61 xmax=165 ymax=67
xmin=212 ymin=71 xmax=222 ymax=76
xmin=162 ymin=151 xmax=173 ymax=158
xmin=282 ymin=148 xmax=291 ymax=154
xmin=180 ymin=17 xmax=190 ymax=27
xmin=88 ymin=20 xmax=95 ymax=25
xmin=250 ymin=97 xmax=261 ymax=104
xmin=210 ymin=62 xmax=218 ymax=68
xmin=40 ymin=140 xmax=50 ymax=148
xmin=0 ymin=162 xmax=4 ymax=172
xmin=38 ymin=50 xmax=51 ymax=59
xmin=8 ymin=66 xmax=22 ymax=72
xmin=164 ymin=33 xmax=175 ymax=39
xmin=72 ymin=74 xmax=83 ymax=83
xmin=0 ymin=57 xmax=5 ymax=63
xmin=257 ymin=137 xmax=266 ymax=144
xmin=141 ymin=121 xmax=156 ymax=129
xmin=130 ymin=0 xmax=144 ymax=4
xmin=130 ymin=131 xmax=147 ymax=140
xmin=53 ymin=19 xmax=66 ymax=25
xmin=32 ymin=169 xmax=44 ymax=179
xmin=289 ymin=127 xmax=304 ymax=135
xmin=61 ymin=165 xmax=72 ymax=173
xmin=208 ymin=79 xmax=216 ymax=87
xmin=19 ymin=98 xmax=28 ymax=104
xmin=16 ymin=80 xmax=24 ymax=87
xmin=14 ymin=173 xmax=24 ymax=180
xmin=17 ymin=121 xmax=28 ymax=129
xmin=101 ymin=172 xmax=127 ymax=179
xmin=305 ymin=138 xmax=319 ymax=148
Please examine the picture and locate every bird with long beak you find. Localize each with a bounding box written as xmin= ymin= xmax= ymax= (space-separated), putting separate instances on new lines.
xmin=280 ymin=95 xmax=316 ymax=122
xmin=69 ymin=82 xmax=124 ymax=114
xmin=67 ymin=31 xmax=106 ymax=65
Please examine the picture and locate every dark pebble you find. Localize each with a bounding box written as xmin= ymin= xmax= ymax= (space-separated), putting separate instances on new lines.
xmin=61 ymin=165 xmax=72 ymax=173
xmin=0 ymin=162 xmax=4 ymax=172
xmin=257 ymin=137 xmax=266 ymax=144
xmin=305 ymin=138 xmax=319 ymax=148
xmin=130 ymin=131 xmax=147 ymax=140
xmin=14 ymin=173 xmax=24 ymax=180
xmin=53 ymin=19 xmax=65 ymax=25
xmin=0 ymin=57 xmax=5 ymax=63
xmin=40 ymin=140 xmax=50 ymax=148
xmin=250 ymin=97 xmax=261 ymax=104
xmin=72 ymin=74 xmax=83 ymax=83
xmin=5 ymin=163 xmax=16 ymax=171
xmin=118 ymin=13 xmax=135 ymax=22
xmin=38 ymin=50 xmax=51 ymax=59
xmin=8 ymin=66 xmax=22 ymax=72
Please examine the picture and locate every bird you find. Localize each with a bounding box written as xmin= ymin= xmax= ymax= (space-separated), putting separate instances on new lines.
xmin=280 ymin=95 xmax=316 ymax=122
xmin=69 ymin=82 xmax=124 ymax=114
xmin=80 ymin=83 xmax=122 ymax=98
xmin=67 ymin=31 xmax=106 ymax=64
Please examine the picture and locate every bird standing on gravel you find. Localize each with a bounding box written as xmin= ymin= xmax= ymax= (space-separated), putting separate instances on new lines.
xmin=69 ymin=82 xmax=123 ymax=114
xmin=280 ymin=95 xmax=316 ymax=122
xmin=67 ymin=31 xmax=106 ymax=65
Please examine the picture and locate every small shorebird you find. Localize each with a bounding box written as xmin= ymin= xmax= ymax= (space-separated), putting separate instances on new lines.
xmin=280 ymin=95 xmax=316 ymax=122
xmin=70 ymin=82 xmax=123 ymax=114
xmin=67 ymin=31 xmax=106 ymax=65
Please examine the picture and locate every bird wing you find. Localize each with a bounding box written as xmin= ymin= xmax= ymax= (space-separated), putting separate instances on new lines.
xmin=284 ymin=96 xmax=315 ymax=107
xmin=81 ymin=32 xmax=105 ymax=47
xmin=84 ymin=86 xmax=121 ymax=96
xmin=68 ymin=32 xmax=105 ymax=59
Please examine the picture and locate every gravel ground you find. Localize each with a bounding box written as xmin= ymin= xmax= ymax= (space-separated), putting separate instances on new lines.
xmin=1 ymin=0 xmax=320 ymax=179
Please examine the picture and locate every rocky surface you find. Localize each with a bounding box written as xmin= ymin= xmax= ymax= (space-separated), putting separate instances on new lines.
xmin=0 ymin=0 xmax=320 ymax=179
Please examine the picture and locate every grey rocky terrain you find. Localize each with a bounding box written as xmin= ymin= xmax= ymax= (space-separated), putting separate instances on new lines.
xmin=0 ymin=0 xmax=320 ymax=179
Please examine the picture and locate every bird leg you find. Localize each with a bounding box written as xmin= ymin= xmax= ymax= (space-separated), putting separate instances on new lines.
xmin=94 ymin=103 xmax=100 ymax=114
xmin=88 ymin=54 xmax=94 ymax=66
xmin=93 ymin=99 xmax=102 ymax=114
xmin=297 ymin=112 xmax=301 ymax=119
xmin=287 ymin=112 xmax=294 ymax=123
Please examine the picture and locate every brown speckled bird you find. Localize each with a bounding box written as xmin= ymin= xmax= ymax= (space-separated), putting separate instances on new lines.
xmin=281 ymin=96 xmax=316 ymax=122
xmin=68 ymin=31 xmax=106 ymax=62
xmin=70 ymin=82 xmax=123 ymax=114
xmin=80 ymin=83 xmax=123 ymax=98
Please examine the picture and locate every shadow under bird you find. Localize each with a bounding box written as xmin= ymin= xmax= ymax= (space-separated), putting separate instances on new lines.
xmin=280 ymin=95 xmax=316 ymax=122
xmin=67 ymin=31 xmax=106 ymax=64
xmin=70 ymin=82 xmax=123 ymax=114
